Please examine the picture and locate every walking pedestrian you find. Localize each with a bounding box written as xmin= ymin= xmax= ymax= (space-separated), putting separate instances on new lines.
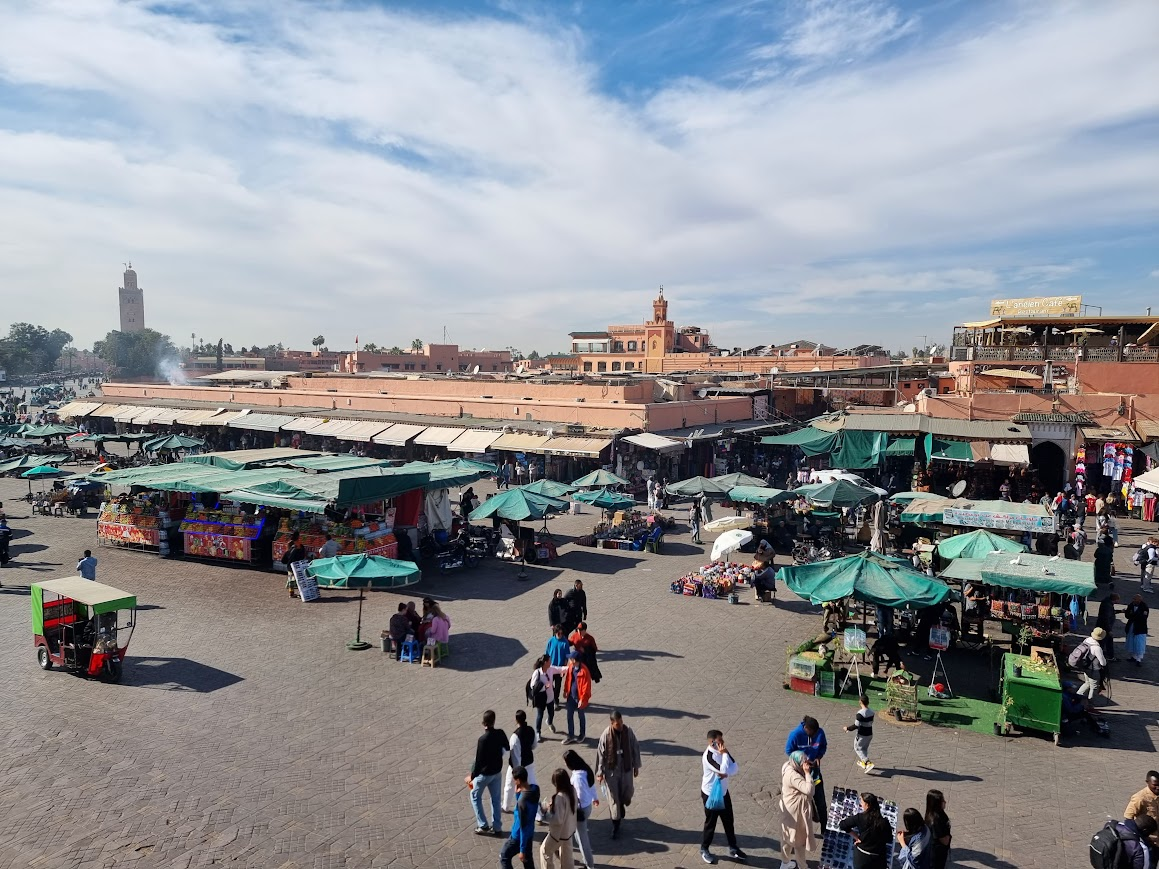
xmin=538 ymin=768 xmax=578 ymax=869
xmin=844 ymin=694 xmax=875 ymax=772
xmin=0 ymin=518 xmax=11 ymax=575
xmin=924 ymin=789 xmax=952 ymax=869
xmin=595 ymin=710 xmax=642 ymax=840
xmin=568 ymin=622 xmax=602 ymax=683
xmin=778 ymin=750 xmax=817 ymax=869
xmin=545 ymin=624 xmax=571 ymax=708
xmin=465 ymin=710 xmax=508 ymax=836
xmin=1096 ymin=593 xmax=1120 ymax=662
xmin=837 ymin=792 xmax=890 ymax=869
xmin=785 ymin=715 xmax=828 ymax=826
xmin=548 ymin=589 xmax=570 ymax=630
xmin=1134 ymin=537 xmax=1158 ymax=594
xmin=498 ymin=767 xmax=539 ymax=869
xmin=699 ymin=729 xmax=747 ymax=864
xmin=284 ymin=532 xmax=307 ymax=597
xmin=690 ymin=499 xmax=703 ymax=544
xmin=561 ymin=652 xmax=592 ymax=745
xmin=564 ymin=750 xmax=598 ymax=869
xmin=76 ymin=549 xmax=98 ymax=581
xmin=1068 ymin=628 xmax=1108 ymax=699
xmin=1125 ymin=593 xmax=1150 ymax=667
xmin=529 ymin=655 xmax=563 ymax=737
xmin=564 ymin=579 xmax=588 ymax=632
xmin=502 ymin=710 xmax=538 ymax=814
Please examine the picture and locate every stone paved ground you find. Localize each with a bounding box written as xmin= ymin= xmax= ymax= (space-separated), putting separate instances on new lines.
xmin=0 ymin=468 xmax=1156 ymax=869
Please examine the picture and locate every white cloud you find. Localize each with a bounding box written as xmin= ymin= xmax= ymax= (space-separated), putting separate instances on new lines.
xmin=0 ymin=0 xmax=1155 ymax=353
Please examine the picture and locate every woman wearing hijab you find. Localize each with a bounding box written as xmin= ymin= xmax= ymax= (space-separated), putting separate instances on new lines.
xmin=778 ymin=750 xmax=816 ymax=869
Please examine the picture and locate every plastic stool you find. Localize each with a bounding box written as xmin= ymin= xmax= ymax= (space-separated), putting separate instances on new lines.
xmin=437 ymin=641 xmax=450 ymax=659
xmin=421 ymin=644 xmax=441 ymax=667
xmin=400 ymin=639 xmax=422 ymax=663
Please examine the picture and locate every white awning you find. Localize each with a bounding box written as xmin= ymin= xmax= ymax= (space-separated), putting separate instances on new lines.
xmin=371 ymin=424 xmax=427 ymax=446
xmin=127 ymin=407 xmax=167 ymax=425
xmin=622 ymin=432 xmax=686 ymax=453
xmin=114 ymin=405 xmax=146 ymax=423
xmin=447 ymin=429 xmax=503 ymax=453
xmin=149 ymin=408 xmax=188 ymax=425
xmin=990 ymin=443 xmax=1030 ymax=465
xmin=1134 ymin=469 xmax=1159 ymax=495
xmin=226 ymin=412 xmax=295 ymax=432
xmin=333 ymin=421 xmax=393 ymax=442
xmin=307 ymin=419 xmax=363 ymax=438
xmin=414 ymin=426 xmax=465 ymax=447
xmin=55 ymin=401 xmax=103 ymax=419
xmin=174 ymin=408 xmax=230 ymax=426
xmin=87 ymin=403 xmax=124 ymax=418
xmin=542 ymin=437 xmax=613 ymax=457
xmin=282 ymin=416 xmax=327 ymax=433
xmin=490 ymin=432 xmax=552 ymax=452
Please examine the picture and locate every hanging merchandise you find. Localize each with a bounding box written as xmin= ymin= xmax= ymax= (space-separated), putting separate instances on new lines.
xmin=1103 ymin=443 xmax=1115 ymax=477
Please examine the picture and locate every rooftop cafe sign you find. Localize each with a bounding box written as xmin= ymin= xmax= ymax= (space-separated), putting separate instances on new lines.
xmin=990 ymin=295 xmax=1083 ymax=317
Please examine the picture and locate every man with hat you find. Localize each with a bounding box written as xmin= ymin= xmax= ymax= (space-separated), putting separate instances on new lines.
xmin=1068 ymin=627 xmax=1109 ymax=699
xmin=561 ymin=650 xmax=592 ymax=745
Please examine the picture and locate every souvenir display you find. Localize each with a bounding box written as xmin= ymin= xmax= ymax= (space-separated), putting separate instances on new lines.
xmin=670 ymin=562 xmax=753 ymax=599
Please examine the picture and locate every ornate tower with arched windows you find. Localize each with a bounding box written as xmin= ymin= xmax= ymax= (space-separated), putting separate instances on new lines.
xmin=118 ymin=263 xmax=145 ymax=333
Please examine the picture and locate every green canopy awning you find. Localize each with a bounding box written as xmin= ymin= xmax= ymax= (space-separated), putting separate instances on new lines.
xmin=889 ymin=491 xmax=947 ymax=505
xmin=21 ymin=423 xmax=79 ymax=439
xmin=798 ymin=431 xmax=841 ymax=457
xmin=20 ymin=465 xmax=72 ymax=479
xmin=282 ymin=455 xmax=390 ymax=472
xmin=521 ymin=479 xmax=577 ymax=498
xmin=572 ymin=488 xmax=635 ymax=510
xmin=144 ymin=434 xmax=206 ymax=452
xmin=761 ymin=427 xmax=833 ymax=447
xmin=571 ymin=469 xmax=629 ymax=488
xmin=221 ymin=480 xmax=329 ymax=513
xmin=469 ymin=488 xmax=567 ymax=522
xmin=727 ymin=485 xmax=795 ymax=506
xmin=665 ymin=476 xmax=731 ymax=499
xmin=830 ymin=430 xmax=888 ymax=469
xmin=926 ymin=436 xmax=973 ymax=463
xmin=884 ymin=437 xmax=916 ymax=457
xmin=978 ymin=552 xmax=1095 ymax=596
xmin=0 ymin=454 xmax=70 ymax=474
xmin=777 ymin=551 xmax=957 ymax=608
xmin=711 ymin=472 xmax=767 ymax=489
xmin=308 ymin=554 xmax=421 ymax=589
xmin=794 ymin=479 xmax=880 ymax=508
xmin=935 ymin=529 xmax=1027 ymax=560
xmin=900 ymin=497 xmax=955 ymax=523
xmin=396 ymin=461 xmax=489 ymax=491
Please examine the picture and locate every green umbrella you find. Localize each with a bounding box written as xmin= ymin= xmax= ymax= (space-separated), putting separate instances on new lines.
xmin=776 ymin=550 xmax=957 ymax=608
xmin=727 ymin=485 xmax=795 ymax=506
xmin=571 ymin=469 xmax=629 ymax=488
xmin=0 ymin=454 xmax=66 ymax=475
xmin=665 ymin=476 xmax=731 ymax=499
xmin=712 ymin=472 xmax=767 ymax=489
xmin=434 ymin=457 xmax=498 ymax=474
xmin=308 ymin=554 xmax=422 ymax=650
xmin=521 ymin=479 xmax=577 ymax=498
xmin=935 ymin=529 xmax=1027 ymax=561
xmin=21 ymin=423 xmax=79 ymax=439
xmin=469 ymin=488 xmax=568 ymax=522
xmin=19 ymin=464 xmax=73 ymax=496
xmin=145 ymin=434 xmax=206 ymax=452
xmin=794 ymin=479 xmax=880 ymax=508
xmin=572 ymin=487 xmax=636 ymax=511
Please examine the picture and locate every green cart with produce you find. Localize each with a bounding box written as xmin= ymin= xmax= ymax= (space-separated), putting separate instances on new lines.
xmin=997 ymin=652 xmax=1062 ymax=744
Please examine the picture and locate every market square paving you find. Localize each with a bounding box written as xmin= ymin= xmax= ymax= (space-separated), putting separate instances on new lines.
xmin=0 ymin=473 xmax=1156 ymax=869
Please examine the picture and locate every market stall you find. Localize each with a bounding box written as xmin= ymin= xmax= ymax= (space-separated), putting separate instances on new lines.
xmin=819 ymin=786 xmax=901 ymax=869
xmin=469 ymin=488 xmax=566 ymax=567
xmin=998 ymin=651 xmax=1062 ymax=743
xmin=670 ymin=561 xmax=754 ymax=600
xmin=98 ymin=497 xmax=164 ymax=551
xmin=179 ymin=507 xmax=266 ymax=563
xmin=272 ymin=516 xmax=398 ymax=564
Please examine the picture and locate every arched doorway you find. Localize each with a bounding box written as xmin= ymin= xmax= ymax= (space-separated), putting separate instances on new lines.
xmin=1031 ymin=441 xmax=1066 ymax=495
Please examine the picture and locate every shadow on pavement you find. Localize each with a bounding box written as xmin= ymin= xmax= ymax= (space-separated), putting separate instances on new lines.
xmin=0 ymin=584 xmax=32 ymax=595
xmin=125 ymin=657 xmax=244 ymax=693
xmin=637 ymin=737 xmax=699 ymax=757
xmin=950 ymin=847 xmax=1020 ymax=869
xmin=599 ymin=648 xmax=685 ymax=662
xmin=557 ymin=551 xmax=645 ymax=574
xmin=10 ymin=543 xmax=48 ymax=557
xmin=2 ymin=560 xmax=62 ymax=573
xmin=441 ymin=632 xmax=528 ymax=672
xmin=587 ymin=703 xmax=711 ymax=721
xmin=589 ymin=816 xmax=700 ymax=855
xmin=871 ymin=765 xmax=983 ymax=783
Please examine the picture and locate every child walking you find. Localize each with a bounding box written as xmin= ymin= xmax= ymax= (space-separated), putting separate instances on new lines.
xmin=845 ymin=694 xmax=875 ymax=772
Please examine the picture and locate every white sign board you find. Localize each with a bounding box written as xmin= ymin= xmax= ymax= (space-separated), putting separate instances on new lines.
xmin=291 ymin=560 xmax=320 ymax=602
xmin=942 ymin=507 xmax=1055 ymax=534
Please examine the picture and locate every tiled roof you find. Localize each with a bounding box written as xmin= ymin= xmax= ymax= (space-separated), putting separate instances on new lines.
xmin=1012 ymin=412 xmax=1095 ymax=424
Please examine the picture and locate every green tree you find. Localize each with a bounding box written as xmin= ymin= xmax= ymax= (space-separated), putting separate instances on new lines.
xmin=388 ymin=346 xmax=403 ymax=355
xmin=0 ymin=323 xmax=73 ymax=374
xmin=410 ymin=338 xmax=423 ymax=351
xmin=526 ymin=350 xmax=540 ymax=360
xmin=312 ymin=335 xmax=326 ymax=349
xmin=362 ymin=342 xmax=380 ymax=352
xmin=94 ymin=329 xmax=177 ymax=377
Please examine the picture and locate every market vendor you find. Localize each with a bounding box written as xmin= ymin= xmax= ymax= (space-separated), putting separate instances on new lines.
xmin=963 ymin=581 xmax=989 ymax=617
xmin=753 ymin=538 xmax=774 ymax=565
xmin=284 ymin=532 xmax=308 ymax=598
xmin=751 ymin=560 xmax=777 ymax=604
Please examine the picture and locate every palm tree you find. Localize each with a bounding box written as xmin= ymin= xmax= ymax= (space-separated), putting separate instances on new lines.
xmin=312 ymin=335 xmax=325 ymax=349
xmin=362 ymin=342 xmax=380 ymax=353
xmin=388 ymin=346 xmax=403 ymax=355
xmin=410 ymin=338 xmax=423 ymax=352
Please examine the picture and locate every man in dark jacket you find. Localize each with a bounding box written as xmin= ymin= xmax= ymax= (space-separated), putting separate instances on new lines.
xmin=563 ymin=579 xmax=587 ymax=634
xmin=1108 ymin=816 xmax=1157 ymax=869
xmin=1096 ymin=592 xmax=1120 ymax=662
xmin=499 ymin=766 xmax=540 ymax=868
xmin=548 ymin=589 xmax=569 ymax=629
xmin=465 ymin=710 xmax=508 ymax=836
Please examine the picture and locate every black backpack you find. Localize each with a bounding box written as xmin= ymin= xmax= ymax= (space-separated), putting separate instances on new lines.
xmin=1089 ymin=821 xmax=1133 ymax=869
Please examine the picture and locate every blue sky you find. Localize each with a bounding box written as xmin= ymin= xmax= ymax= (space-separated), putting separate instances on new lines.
xmin=0 ymin=0 xmax=1155 ymax=354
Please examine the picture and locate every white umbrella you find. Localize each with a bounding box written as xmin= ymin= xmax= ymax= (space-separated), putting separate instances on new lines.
xmin=705 ymin=516 xmax=752 ymax=533
xmin=711 ymin=529 xmax=753 ymax=562
xmin=1066 ymin=327 xmax=1102 ymax=334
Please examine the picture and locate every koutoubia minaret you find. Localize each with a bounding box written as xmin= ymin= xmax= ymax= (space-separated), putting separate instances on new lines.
xmin=118 ymin=263 xmax=145 ymax=333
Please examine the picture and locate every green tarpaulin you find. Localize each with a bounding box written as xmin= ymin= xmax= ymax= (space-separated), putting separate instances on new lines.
xmin=935 ymin=529 xmax=1027 ymax=560
xmin=830 ymin=430 xmax=888 ymax=469
xmin=798 ymin=431 xmax=841 ymax=457
xmin=572 ymin=488 xmax=636 ymax=510
xmin=711 ymin=472 xmax=767 ymax=489
xmin=900 ymin=497 xmax=957 ymax=523
xmin=308 ymin=554 xmax=421 ymax=589
xmin=884 ymin=437 xmax=916 ymax=457
xmin=665 ymin=476 xmax=731 ymax=499
xmin=925 ymin=435 xmax=973 ymax=463
xmin=794 ymin=479 xmax=880 ymax=508
xmin=221 ymin=488 xmax=328 ymax=513
xmin=978 ymin=552 xmax=1095 ymax=596
xmin=727 ymin=485 xmax=795 ymax=506
xmin=777 ymin=550 xmax=957 ymax=608
xmin=282 ymin=455 xmax=389 ymax=472
xmin=889 ymin=491 xmax=947 ymax=505
xmin=761 ymin=427 xmax=832 ymax=447
xmin=521 ymin=479 xmax=577 ymax=498
xmin=469 ymin=488 xmax=567 ymax=521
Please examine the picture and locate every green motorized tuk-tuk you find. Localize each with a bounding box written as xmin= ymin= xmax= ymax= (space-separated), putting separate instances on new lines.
xmin=32 ymin=577 xmax=137 ymax=683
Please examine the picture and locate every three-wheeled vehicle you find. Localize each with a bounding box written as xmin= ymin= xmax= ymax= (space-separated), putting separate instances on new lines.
xmin=32 ymin=577 xmax=137 ymax=682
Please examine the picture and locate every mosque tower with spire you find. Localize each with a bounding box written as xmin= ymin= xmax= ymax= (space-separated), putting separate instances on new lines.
xmin=118 ymin=263 xmax=145 ymax=333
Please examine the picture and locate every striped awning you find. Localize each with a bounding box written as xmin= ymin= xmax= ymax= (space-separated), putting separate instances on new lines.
xmin=114 ymin=405 xmax=146 ymax=423
xmin=174 ymin=408 xmax=232 ymax=426
xmin=126 ymin=407 xmax=168 ymax=425
xmin=414 ymin=426 xmax=465 ymax=447
xmin=371 ymin=424 xmax=427 ymax=446
xmin=55 ymin=401 xmax=103 ymax=419
xmin=446 ymin=429 xmax=503 ymax=453
xmin=282 ymin=416 xmax=327 ymax=433
xmin=542 ymin=437 xmax=613 ymax=457
xmin=149 ymin=408 xmax=188 ymax=425
xmin=490 ymin=432 xmax=552 ymax=452
xmin=87 ymin=403 xmax=126 ymax=418
xmin=307 ymin=419 xmax=364 ymax=438
xmin=226 ymin=412 xmax=295 ymax=432
xmin=333 ymin=421 xmax=393 ymax=442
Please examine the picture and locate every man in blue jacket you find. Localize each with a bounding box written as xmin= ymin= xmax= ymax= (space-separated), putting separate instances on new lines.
xmin=785 ymin=715 xmax=828 ymax=827
xmin=500 ymin=766 xmax=540 ymax=868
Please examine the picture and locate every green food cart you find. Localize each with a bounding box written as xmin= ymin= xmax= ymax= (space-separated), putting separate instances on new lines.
xmin=998 ymin=652 xmax=1062 ymax=744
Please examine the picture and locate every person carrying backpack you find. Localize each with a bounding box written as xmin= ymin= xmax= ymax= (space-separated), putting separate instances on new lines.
xmin=1089 ymin=814 xmax=1156 ymax=869
xmin=1068 ymin=630 xmax=1109 ymax=699
xmin=1133 ymin=538 xmax=1158 ymax=595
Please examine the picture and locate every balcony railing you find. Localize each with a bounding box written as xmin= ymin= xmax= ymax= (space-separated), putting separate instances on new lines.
xmin=950 ymin=344 xmax=1154 ymax=363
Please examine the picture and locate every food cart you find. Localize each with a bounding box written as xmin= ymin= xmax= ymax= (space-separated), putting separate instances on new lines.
xmin=179 ymin=507 xmax=266 ymax=564
xmin=272 ymin=515 xmax=398 ymax=567
xmin=998 ymin=652 xmax=1062 ymax=743
xmin=97 ymin=497 xmax=164 ymax=551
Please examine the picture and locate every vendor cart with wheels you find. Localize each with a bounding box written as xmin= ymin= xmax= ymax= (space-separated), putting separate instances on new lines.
xmin=31 ymin=577 xmax=137 ymax=683
xmin=997 ymin=652 xmax=1061 ymax=744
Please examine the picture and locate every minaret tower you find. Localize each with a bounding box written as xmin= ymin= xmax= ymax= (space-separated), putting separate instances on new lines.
xmin=118 ymin=263 xmax=145 ymax=333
